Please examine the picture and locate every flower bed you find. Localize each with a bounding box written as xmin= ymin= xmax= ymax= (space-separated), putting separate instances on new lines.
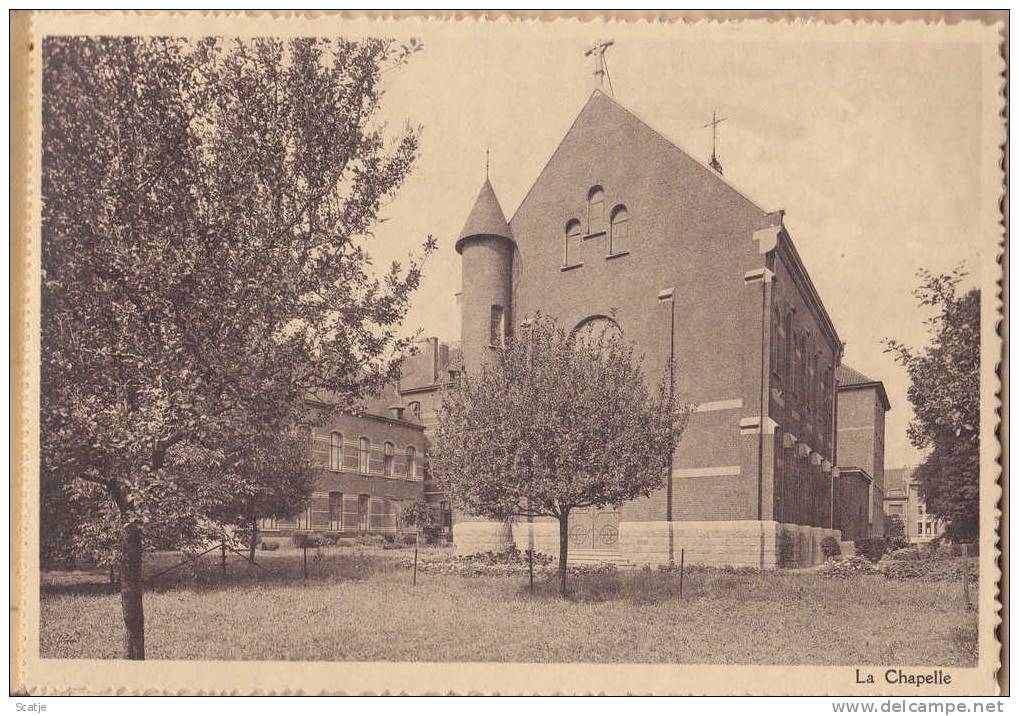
xmin=399 ymin=548 xmax=623 ymax=577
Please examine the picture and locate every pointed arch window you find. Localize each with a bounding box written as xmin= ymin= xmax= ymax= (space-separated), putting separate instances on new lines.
xmin=609 ymin=205 xmax=629 ymax=254
xmin=329 ymin=431 xmax=343 ymax=471
xmin=564 ymin=219 xmax=582 ymax=266
xmin=587 ymin=186 xmax=605 ymax=235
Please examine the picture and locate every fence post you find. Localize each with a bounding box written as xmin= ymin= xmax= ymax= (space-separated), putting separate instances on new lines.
xmin=529 ymin=548 xmax=534 ymax=592
xmin=679 ymin=548 xmax=685 ymax=598
xmin=303 ymin=545 xmax=308 ymax=581
xmin=413 ymin=531 xmax=419 ymax=587
xmin=963 ymin=563 xmax=971 ymax=608
xmin=220 ymin=539 xmax=227 ymax=577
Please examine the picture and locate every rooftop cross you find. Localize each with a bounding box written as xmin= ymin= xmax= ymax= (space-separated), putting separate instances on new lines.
xmin=702 ymin=109 xmax=727 ymax=175
xmin=584 ymin=40 xmax=615 ymax=95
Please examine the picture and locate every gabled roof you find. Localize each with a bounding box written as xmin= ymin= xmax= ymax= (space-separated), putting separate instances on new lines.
xmin=455 ymin=178 xmax=513 ymax=254
xmin=836 ymin=364 xmax=876 ymax=387
xmin=884 ymin=466 xmax=915 ymax=494
xmin=836 ymin=364 xmax=891 ymax=411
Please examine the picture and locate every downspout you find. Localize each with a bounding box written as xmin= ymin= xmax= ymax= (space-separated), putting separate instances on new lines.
xmin=757 ymin=273 xmax=769 ymax=522
xmin=667 ymin=293 xmax=676 ymax=567
xmin=658 ymin=287 xmax=676 ymax=567
xmin=830 ymin=345 xmax=842 ymax=531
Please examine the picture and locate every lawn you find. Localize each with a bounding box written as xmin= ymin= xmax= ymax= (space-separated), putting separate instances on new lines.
xmin=40 ymin=547 xmax=978 ymax=665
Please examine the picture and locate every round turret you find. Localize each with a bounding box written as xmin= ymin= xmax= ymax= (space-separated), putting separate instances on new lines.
xmin=457 ymin=179 xmax=514 ymax=376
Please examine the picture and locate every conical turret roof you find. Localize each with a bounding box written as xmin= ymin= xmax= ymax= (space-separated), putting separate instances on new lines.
xmin=455 ymin=179 xmax=513 ymax=254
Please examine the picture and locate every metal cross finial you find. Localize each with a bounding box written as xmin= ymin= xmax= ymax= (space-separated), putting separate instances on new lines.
xmin=702 ymin=109 xmax=727 ymax=175
xmin=584 ymin=40 xmax=615 ymax=96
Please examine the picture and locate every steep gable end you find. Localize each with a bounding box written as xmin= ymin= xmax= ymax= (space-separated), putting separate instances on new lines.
xmin=510 ymin=90 xmax=769 ymax=228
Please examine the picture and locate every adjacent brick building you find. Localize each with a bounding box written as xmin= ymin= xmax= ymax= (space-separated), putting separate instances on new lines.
xmin=835 ymin=365 xmax=891 ymax=540
xmin=884 ymin=466 xmax=945 ymax=543
xmin=451 ymin=90 xmax=871 ymax=568
xmin=260 ymin=396 xmax=431 ymax=537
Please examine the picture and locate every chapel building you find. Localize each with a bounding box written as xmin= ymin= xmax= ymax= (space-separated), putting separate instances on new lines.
xmin=452 ymin=89 xmax=864 ymax=568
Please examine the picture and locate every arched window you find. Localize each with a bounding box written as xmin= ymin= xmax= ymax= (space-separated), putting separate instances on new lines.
xmin=383 ymin=442 xmax=394 ymax=477
xmin=407 ymin=401 xmax=421 ymax=420
xmin=564 ymin=219 xmax=581 ymax=265
xmin=572 ymin=315 xmax=622 ymax=350
xmin=359 ymin=437 xmax=371 ymax=474
xmin=329 ymin=431 xmax=343 ymax=471
xmin=587 ymin=186 xmax=605 ymax=235
xmin=406 ymin=446 xmax=417 ymax=480
xmin=609 ymin=205 xmax=629 ymax=254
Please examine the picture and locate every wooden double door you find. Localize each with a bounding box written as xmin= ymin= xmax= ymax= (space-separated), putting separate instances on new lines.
xmin=568 ymin=506 xmax=620 ymax=550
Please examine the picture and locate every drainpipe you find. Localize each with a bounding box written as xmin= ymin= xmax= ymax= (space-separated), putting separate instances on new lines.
xmin=757 ymin=274 xmax=770 ymax=522
xmin=657 ymin=287 xmax=676 ymax=567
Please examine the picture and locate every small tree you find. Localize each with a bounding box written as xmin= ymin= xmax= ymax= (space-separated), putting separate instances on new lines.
xmin=885 ymin=266 xmax=979 ymax=541
xmin=207 ymin=431 xmax=316 ymax=562
xmin=884 ymin=514 xmax=910 ymax=551
xmin=399 ymin=500 xmax=437 ymax=539
xmin=431 ymin=315 xmax=688 ymax=597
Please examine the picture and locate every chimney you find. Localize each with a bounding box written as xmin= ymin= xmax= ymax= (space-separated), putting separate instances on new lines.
xmin=389 ymin=405 xmax=404 ymax=420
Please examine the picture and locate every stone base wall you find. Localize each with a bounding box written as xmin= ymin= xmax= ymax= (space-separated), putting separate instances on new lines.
xmin=455 ymin=518 xmax=842 ymax=569
xmin=452 ymin=520 xmax=514 ymax=555
xmin=510 ymin=521 xmax=562 ymax=556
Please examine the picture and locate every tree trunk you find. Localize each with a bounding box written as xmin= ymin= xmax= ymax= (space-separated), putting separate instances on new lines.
xmin=249 ymin=514 xmax=258 ymax=563
xmin=120 ymin=521 xmax=145 ymax=660
xmin=558 ymin=513 xmax=569 ymax=598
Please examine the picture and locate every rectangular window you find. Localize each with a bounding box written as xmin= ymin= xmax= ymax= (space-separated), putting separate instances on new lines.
xmin=329 ymin=432 xmax=343 ymax=471
xmin=917 ymin=521 xmax=924 ymax=536
xmin=359 ymin=438 xmax=371 ymax=474
xmin=490 ymin=305 xmax=505 ymax=347
xmin=328 ymin=492 xmax=343 ymax=531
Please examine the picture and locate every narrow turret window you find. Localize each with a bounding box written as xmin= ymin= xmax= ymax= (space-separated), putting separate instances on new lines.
xmin=565 ymin=219 xmax=581 ymax=265
xmin=490 ymin=305 xmax=505 ymax=347
xmin=587 ymin=187 xmax=605 ymax=234
xmin=609 ymin=205 xmax=629 ymax=254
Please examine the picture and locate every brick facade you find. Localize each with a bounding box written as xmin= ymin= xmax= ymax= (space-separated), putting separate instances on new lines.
xmin=450 ymin=90 xmax=857 ymax=568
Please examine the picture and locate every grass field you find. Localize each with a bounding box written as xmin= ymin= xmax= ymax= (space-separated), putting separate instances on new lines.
xmin=40 ymin=547 xmax=978 ymax=664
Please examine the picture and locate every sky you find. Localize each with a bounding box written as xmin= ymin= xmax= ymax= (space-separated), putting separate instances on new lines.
xmin=356 ymin=20 xmax=990 ymax=470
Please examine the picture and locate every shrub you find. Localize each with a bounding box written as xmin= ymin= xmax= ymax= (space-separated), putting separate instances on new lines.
xmin=820 ymin=536 xmax=841 ymax=559
xmin=854 ymin=537 xmax=887 ymax=563
xmin=884 ymin=515 xmax=910 ymax=551
xmin=887 ymin=545 xmax=920 ymax=561
xmin=950 ymin=542 xmax=963 ymax=557
xmin=383 ymin=533 xmax=396 ymax=543
xmin=292 ymin=532 xmax=327 ymax=548
xmin=920 ymin=538 xmax=943 ymax=560
xmin=818 ymin=555 xmax=880 ymax=578
xmin=382 ymin=542 xmax=404 ymax=550
xmin=259 ymin=541 xmax=280 ymax=551
xmin=878 ymin=556 xmax=976 ymax=581
xmin=401 ymin=533 xmax=418 ymax=546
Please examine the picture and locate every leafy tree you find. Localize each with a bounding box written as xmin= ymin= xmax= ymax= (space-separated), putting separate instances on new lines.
xmin=41 ymin=36 xmax=431 ymax=659
xmin=885 ymin=267 xmax=980 ymax=541
xmin=430 ymin=315 xmax=688 ymax=597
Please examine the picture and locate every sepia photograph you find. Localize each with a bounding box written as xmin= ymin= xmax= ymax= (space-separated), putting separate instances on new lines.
xmin=11 ymin=10 xmax=1005 ymax=696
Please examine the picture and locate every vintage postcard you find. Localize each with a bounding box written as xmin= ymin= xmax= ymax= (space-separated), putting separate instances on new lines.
xmin=10 ymin=10 xmax=1006 ymax=696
